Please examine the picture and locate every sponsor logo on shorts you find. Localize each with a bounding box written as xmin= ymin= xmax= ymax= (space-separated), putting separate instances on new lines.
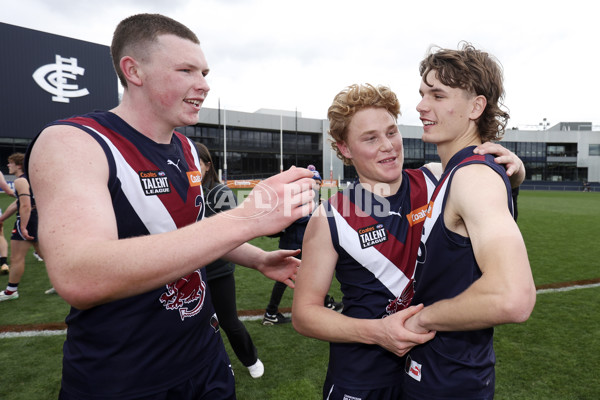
xmin=357 ymin=223 xmax=387 ymax=249
xmin=139 ymin=170 xmax=171 ymax=195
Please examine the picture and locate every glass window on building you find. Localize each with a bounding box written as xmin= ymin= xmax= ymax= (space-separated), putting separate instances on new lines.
xmin=500 ymin=141 xmax=516 ymax=152
xmin=404 ymin=138 xmax=424 ymax=160
xmin=546 ymin=162 xmax=579 ymax=181
xmin=589 ymin=144 xmax=600 ymax=156
xmin=525 ymin=162 xmax=545 ymax=181
xmin=424 ymin=142 xmax=439 ymax=161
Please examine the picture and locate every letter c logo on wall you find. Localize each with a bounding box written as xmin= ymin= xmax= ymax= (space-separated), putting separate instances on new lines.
xmin=32 ymin=54 xmax=90 ymax=103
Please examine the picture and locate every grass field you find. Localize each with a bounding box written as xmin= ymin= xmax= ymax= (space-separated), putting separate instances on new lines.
xmin=0 ymin=191 xmax=598 ymax=399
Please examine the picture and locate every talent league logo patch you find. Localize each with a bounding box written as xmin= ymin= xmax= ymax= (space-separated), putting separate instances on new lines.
xmin=357 ymin=223 xmax=387 ymax=249
xmin=139 ymin=170 xmax=171 ymax=195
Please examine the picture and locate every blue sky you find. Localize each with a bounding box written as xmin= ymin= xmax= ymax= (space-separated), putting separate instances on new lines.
xmin=2 ymin=0 xmax=598 ymax=129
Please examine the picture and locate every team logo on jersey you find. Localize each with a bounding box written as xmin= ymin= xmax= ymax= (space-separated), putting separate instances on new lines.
xmin=385 ymin=281 xmax=414 ymax=315
xmin=139 ymin=170 xmax=171 ymax=195
xmin=159 ymin=269 xmax=206 ymax=321
xmin=357 ymin=223 xmax=387 ymax=249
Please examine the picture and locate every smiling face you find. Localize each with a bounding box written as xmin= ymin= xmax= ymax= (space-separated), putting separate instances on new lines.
xmin=416 ymin=70 xmax=483 ymax=151
xmin=336 ymin=107 xmax=404 ymax=193
xmin=136 ymin=34 xmax=210 ymax=131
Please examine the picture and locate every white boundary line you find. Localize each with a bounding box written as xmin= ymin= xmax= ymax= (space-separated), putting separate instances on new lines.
xmin=535 ymin=282 xmax=600 ymax=294
xmin=0 ymin=329 xmax=66 ymax=339
xmin=2 ymin=284 xmax=599 ymax=339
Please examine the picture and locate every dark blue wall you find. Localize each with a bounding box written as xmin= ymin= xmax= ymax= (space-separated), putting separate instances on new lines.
xmin=0 ymin=22 xmax=118 ymax=139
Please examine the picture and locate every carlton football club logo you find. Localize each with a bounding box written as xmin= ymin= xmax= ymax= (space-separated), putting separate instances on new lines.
xmin=32 ymin=54 xmax=90 ymax=103
xmin=159 ymin=270 xmax=206 ymax=321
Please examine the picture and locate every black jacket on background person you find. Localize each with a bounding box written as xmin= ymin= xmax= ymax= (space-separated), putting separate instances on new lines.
xmin=203 ymin=183 xmax=237 ymax=280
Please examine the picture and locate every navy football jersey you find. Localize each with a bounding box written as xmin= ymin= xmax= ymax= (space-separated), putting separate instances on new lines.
xmin=404 ymin=146 xmax=513 ymax=400
xmin=323 ymin=168 xmax=436 ymax=389
xmin=33 ymin=111 xmax=223 ymax=398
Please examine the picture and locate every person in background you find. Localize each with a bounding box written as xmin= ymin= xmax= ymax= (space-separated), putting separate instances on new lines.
xmin=512 ymin=186 xmax=520 ymax=221
xmin=262 ymin=164 xmax=342 ymax=326
xmin=196 ymin=142 xmax=264 ymax=379
xmin=25 ymin=13 xmax=315 ymax=399
xmin=0 ymin=171 xmax=15 ymax=274
xmin=0 ymin=153 xmax=42 ymax=301
xmin=402 ymin=42 xmax=536 ymax=399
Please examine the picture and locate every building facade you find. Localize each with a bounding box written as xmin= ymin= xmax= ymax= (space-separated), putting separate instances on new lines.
xmin=187 ymin=108 xmax=600 ymax=189
xmin=3 ymin=23 xmax=597 ymax=189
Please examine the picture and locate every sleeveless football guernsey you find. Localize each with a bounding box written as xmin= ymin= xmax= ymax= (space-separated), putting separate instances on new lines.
xmin=29 ymin=111 xmax=224 ymax=398
xmin=404 ymin=146 xmax=514 ymax=400
xmin=323 ymin=168 xmax=436 ymax=389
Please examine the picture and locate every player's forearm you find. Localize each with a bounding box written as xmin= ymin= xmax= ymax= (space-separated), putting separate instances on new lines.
xmin=413 ymin=277 xmax=535 ymax=332
xmin=44 ymin=211 xmax=262 ymax=310
xmin=292 ymin=302 xmax=380 ymax=345
xmin=222 ymin=242 xmax=264 ymax=269
xmin=18 ymin=206 xmax=31 ymax=228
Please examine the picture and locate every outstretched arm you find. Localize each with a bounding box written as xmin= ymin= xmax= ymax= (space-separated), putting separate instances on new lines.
xmin=29 ymin=125 xmax=316 ymax=310
xmin=0 ymin=172 xmax=15 ymax=197
xmin=224 ymin=244 xmax=301 ymax=288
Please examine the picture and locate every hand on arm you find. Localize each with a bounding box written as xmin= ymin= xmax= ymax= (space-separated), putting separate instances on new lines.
xmin=473 ymin=142 xmax=526 ymax=188
xmin=291 ymin=207 xmax=435 ymax=356
xmin=374 ymin=304 xmax=436 ymax=357
xmin=406 ymin=165 xmax=536 ymax=332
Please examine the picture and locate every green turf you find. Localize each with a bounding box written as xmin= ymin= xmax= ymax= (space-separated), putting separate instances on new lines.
xmin=516 ymin=191 xmax=600 ymax=285
xmin=0 ymin=190 xmax=598 ymax=399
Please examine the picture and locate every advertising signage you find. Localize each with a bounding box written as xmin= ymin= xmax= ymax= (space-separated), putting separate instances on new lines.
xmin=0 ymin=22 xmax=118 ymax=139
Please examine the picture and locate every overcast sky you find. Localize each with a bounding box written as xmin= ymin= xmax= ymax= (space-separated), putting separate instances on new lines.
xmin=2 ymin=0 xmax=598 ymax=130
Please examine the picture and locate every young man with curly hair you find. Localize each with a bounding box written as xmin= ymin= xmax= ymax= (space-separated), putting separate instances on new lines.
xmin=402 ymin=43 xmax=536 ymax=400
